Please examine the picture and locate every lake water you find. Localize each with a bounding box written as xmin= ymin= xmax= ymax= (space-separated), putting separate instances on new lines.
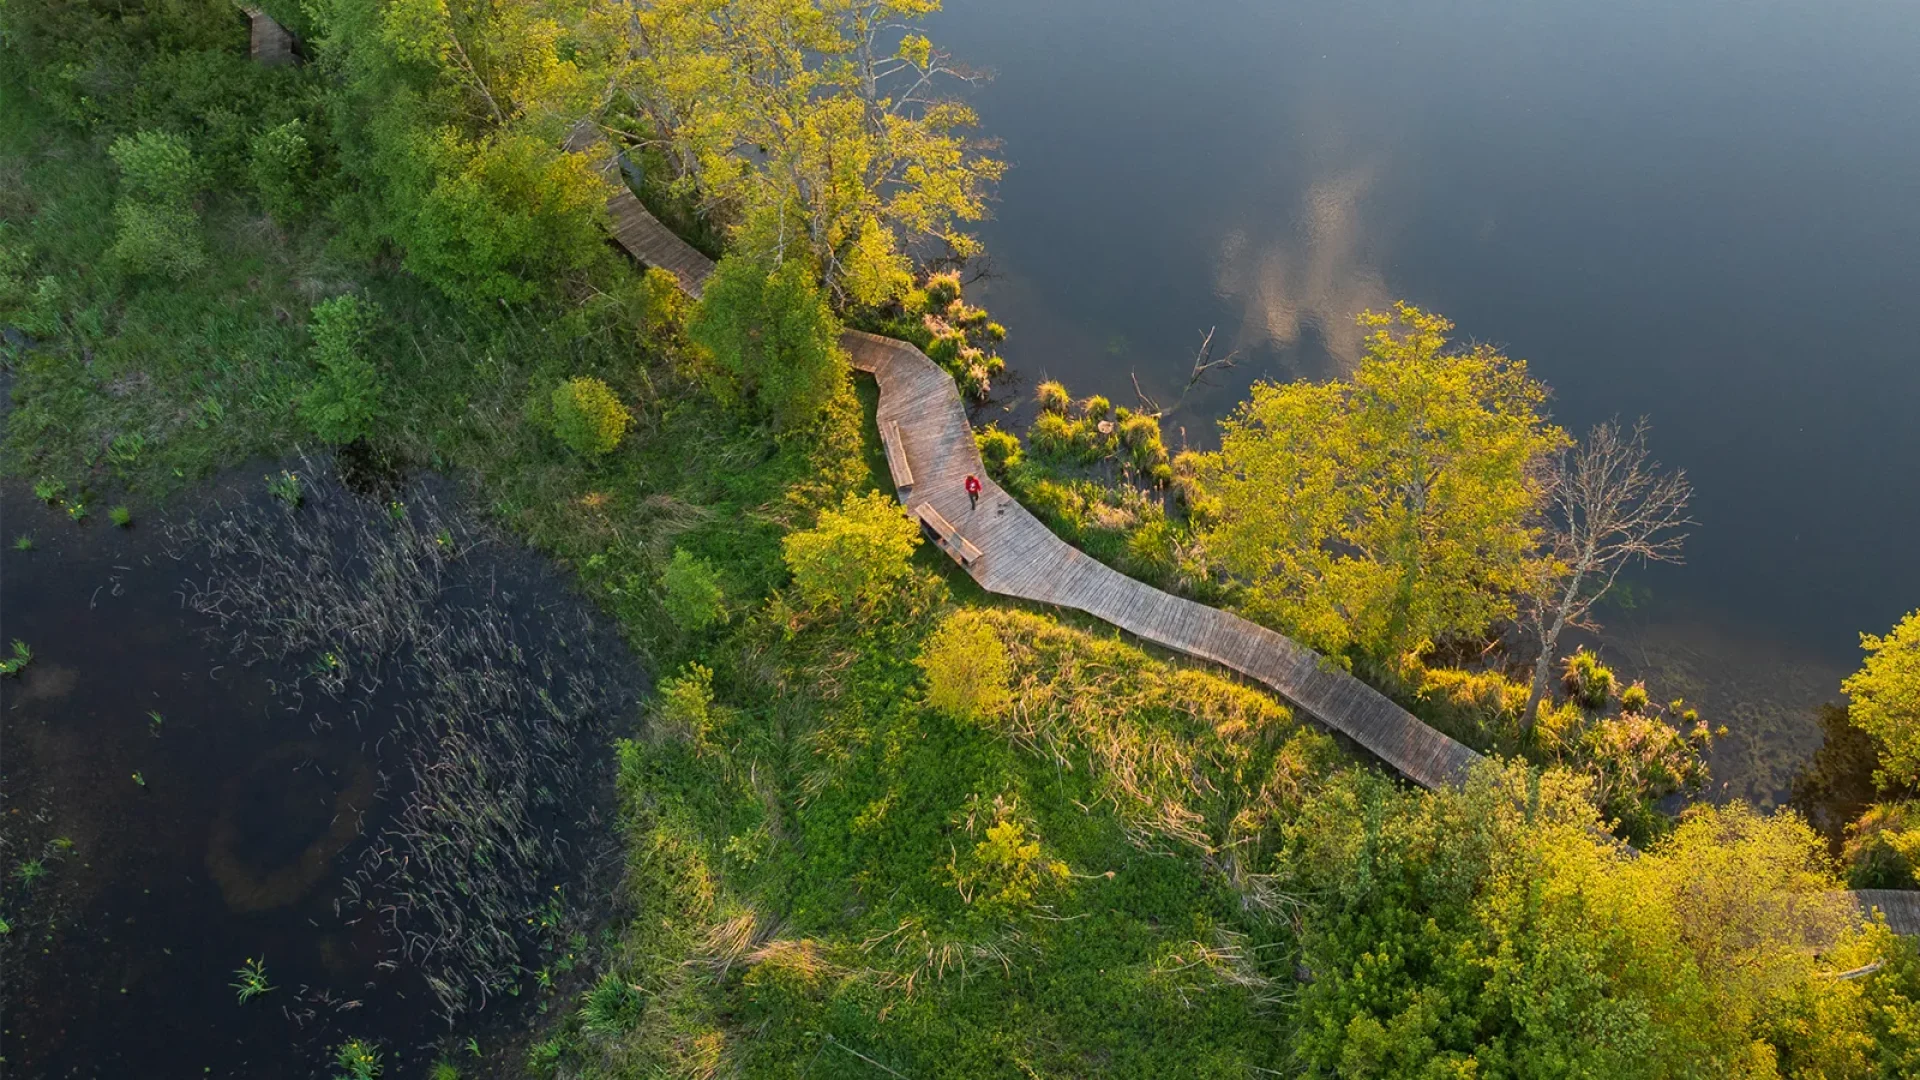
xmin=0 ymin=464 xmax=641 ymax=1075
xmin=928 ymin=0 xmax=1920 ymax=801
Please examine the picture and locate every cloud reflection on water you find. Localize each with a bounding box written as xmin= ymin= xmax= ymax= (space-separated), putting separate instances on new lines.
xmin=1213 ymin=164 xmax=1392 ymax=373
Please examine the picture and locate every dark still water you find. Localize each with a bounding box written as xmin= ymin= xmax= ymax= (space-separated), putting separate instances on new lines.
xmin=929 ymin=0 xmax=1920 ymax=800
xmin=0 ymin=464 xmax=641 ymax=1076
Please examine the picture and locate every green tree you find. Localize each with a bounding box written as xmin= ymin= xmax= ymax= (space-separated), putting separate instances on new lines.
xmin=662 ymin=548 xmax=725 ymax=633
xmin=781 ymin=490 xmax=920 ymax=611
xmin=303 ymin=295 xmax=384 ymax=444
xmin=249 ymin=119 xmax=314 ymax=223
xmin=917 ymin=610 xmax=1011 ymax=720
xmin=608 ymin=0 xmax=1002 ymax=305
xmin=309 ymin=0 xmax=609 ymax=306
xmin=1843 ymin=609 xmax=1920 ymax=790
xmin=107 ymin=130 xmax=206 ymax=279
xmin=1199 ymin=304 xmax=1567 ymax=662
xmin=1288 ymin=761 xmax=1872 ymax=1078
xmin=687 ymin=256 xmax=847 ymax=429
xmin=551 ymin=377 xmax=631 ymax=457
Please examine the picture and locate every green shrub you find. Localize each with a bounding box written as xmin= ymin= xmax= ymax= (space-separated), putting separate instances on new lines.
xmin=975 ymin=425 xmax=1023 ymax=472
xmin=109 ymin=201 xmax=206 ymax=279
xmin=655 ymin=663 xmax=715 ymax=746
xmin=781 ymin=490 xmax=920 ymax=611
xmin=1620 ymin=681 xmax=1650 ymax=714
xmin=304 ymin=295 xmax=384 ymax=444
xmin=108 ymin=130 xmax=203 ymax=204
xmin=923 ymin=269 xmax=962 ymax=307
xmin=918 ymin=610 xmax=1012 ymax=721
xmin=248 ymin=119 xmax=312 ymax=223
xmin=1080 ymin=394 xmax=1112 ymax=420
xmin=109 ymin=505 xmax=132 ymax=528
xmin=688 ymin=256 xmax=846 ymax=429
xmin=1562 ymin=648 xmax=1615 ymax=710
xmin=106 ymin=130 xmax=207 ymax=279
xmin=1035 ymin=380 xmax=1070 ymax=414
xmin=662 ymin=548 xmax=725 ymax=632
xmin=551 ymin=377 xmax=631 ymax=457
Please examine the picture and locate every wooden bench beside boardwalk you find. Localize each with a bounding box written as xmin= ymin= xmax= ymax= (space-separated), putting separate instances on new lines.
xmin=597 ymin=186 xmax=1920 ymax=937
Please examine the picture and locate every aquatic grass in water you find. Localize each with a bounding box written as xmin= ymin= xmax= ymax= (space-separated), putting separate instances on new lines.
xmin=110 ymin=505 xmax=132 ymax=528
xmin=333 ymin=1038 xmax=382 ymax=1080
xmin=172 ymin=457 xmax=640 ymax=1020
xmin=0 ymin=640 xmax=31 ymax=676
xmin=266 ymin=470 xmax=303 ymax=506
xmin=13 ymin=534 xmax=31 ymax=551
xmin=13 ymin=859 xmax=46 ymax=885
xmin=231 ymin=957 xmax=273 ymax=1004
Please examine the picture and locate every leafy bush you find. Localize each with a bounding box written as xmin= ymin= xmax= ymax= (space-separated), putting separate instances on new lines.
xmin=688 ymin=256 xmax=847 ymax=429
xmin=654 ymin=662 xmax=716 ymax=748
xmin=249 ymin=119 xmax=313 ymax=223
xmin=303 ymin=295 xmax=384 ymax=444
xmin=1561 ymin=647 xmax=1615 ymax=710
xmin=107 ymin=130 xmax=207 ymax=279
xmin=662 ymin=548 xmax=725 ymax=633
xmin=974 ymin=424 xmax=1022 ymax=472
xmin=780 ymin=490 xmax=920 ymax=611
xmin=108 ymin=130 xmax=203 ymax=203
xmin=551 ymin=377 xmax=631 ymax=457
xmin=917 ymin=610 xmax=1012 ymax=721
xmin=109 ymin=201 xmax=207 ymax=279
xmin=1843 ymin=801 xmax=1920 ymax=888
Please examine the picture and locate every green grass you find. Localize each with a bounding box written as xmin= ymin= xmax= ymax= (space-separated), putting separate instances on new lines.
xmin=109 ymin=504 xmax=132 ymax=527
xmin=13 ymin=534 xmax=31 ymax=550
xmin=231 ymin=957 xmax=273 ymax=1004
xmin=0 ymin=640 xmax=31 ymax=676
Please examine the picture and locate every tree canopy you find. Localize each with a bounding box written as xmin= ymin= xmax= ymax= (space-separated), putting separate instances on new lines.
xmin=602 ymin=0 xmax=1001 ymax=305
xmin=1199 ymin=304 xmax=1567 ymax=662
xmin=1845 ymin=609 xmax=1920 ymax=790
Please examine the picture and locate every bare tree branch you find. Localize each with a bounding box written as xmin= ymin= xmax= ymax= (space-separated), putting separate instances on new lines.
xmin=1521 ymin=419 xmax=1695 ymax=729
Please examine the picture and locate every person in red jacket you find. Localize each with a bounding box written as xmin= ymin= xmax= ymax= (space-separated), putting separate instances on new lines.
xmin=964 ymin=473 xmax=982 ymax=510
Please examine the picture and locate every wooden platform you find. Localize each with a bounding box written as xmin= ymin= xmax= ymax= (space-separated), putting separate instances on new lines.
xmin=599 ymin=194 xmax=1920 ymax=937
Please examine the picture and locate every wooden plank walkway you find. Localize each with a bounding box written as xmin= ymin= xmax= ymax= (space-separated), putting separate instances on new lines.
xmin=601 ymin=192 xmax=1920 ymax=937
xmin=241 ymin=7 xmax=296 ymax=67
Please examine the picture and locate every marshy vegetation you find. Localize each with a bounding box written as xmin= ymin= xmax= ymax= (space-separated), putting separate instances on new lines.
xmin=172 ymin=459 xmax=643 ymax=1021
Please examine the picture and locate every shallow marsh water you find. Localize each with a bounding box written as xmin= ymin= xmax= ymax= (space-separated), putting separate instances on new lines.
xmin=0 ymin=463 xmax=642 ymax=1076
xmin=927 ymin=0 xmax=1920 ymax=801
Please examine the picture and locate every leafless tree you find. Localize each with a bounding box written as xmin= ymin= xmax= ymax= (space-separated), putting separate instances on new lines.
xmin=1521 ymin=419 xmax=1694 ymax=730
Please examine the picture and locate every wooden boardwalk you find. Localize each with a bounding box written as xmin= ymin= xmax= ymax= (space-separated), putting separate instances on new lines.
xmin=242 ymin=7 xmax=296 ymax=67
xmin=600 ymin=191 xmax=1920 ymax=936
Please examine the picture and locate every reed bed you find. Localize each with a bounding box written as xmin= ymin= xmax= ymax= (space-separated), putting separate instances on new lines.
xmin=171 ymin=457 xmax=640 ymax=1021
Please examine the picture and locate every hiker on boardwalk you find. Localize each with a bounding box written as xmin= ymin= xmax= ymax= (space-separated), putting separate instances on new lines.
xmin=965 ymin=473 xmax=982 ymax=510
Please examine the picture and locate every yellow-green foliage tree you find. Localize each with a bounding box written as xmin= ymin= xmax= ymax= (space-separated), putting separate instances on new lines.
xmin=606 ymin=0 xmax=1002 ymax=306
xmin=1288 ymin=761 xmax=1881 ymax=1077
xmin=781 ymin=490 xmax=920 ymax=611
xmin=1844 ymin=609 xmax=1920 ymax=790
xmin=917 ymin=610 xmax=1011 ymax=720
xmin=551 ymin=377 xmax=630 ymax=456
xmin=1199 ymin=304 xmax=1567 ymax=661
xmin=311 ymin=0 xmax=609 ymax=306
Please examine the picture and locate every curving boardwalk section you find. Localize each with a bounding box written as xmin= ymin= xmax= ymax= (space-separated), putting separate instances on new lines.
xmin=599 ymin=187 xmax=1919 ymax=936
xmin=844 ymin=331 xmax=1478 ymax=789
